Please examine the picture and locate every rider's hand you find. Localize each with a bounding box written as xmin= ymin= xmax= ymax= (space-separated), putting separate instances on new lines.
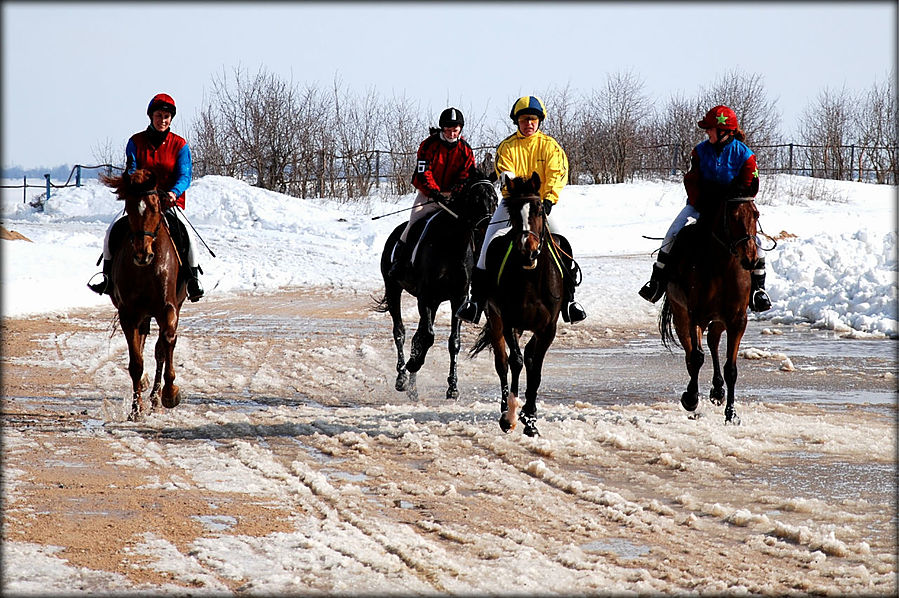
xmin=542 ymin=199 xmax=553 ymax=216
xmin=162 ymin=191 xmax=177 ymax=210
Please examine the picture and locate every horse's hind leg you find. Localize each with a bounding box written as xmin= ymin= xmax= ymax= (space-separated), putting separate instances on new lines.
xmin=707 ymin=322 xmax=725 ymax=405
xmin=680 ymin=324 xmax=704 ymax=412
xmin=487 ymin=317 xmax=513 ymax=433
xmin=158 ymin=304 xmax=181 ymax=409
xmin=385 ymin=284 xmax=409 ymax=391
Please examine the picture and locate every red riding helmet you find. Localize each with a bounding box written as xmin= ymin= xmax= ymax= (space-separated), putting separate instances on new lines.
xmin=698 ymin=105 xmax=738 ymax=130
xmin=147 ymin=93 xmax=176 ymax=117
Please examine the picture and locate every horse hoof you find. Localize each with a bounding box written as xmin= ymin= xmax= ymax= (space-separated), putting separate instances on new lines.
xmin=499 ymin=412 xmax=515 ymax=433
xmin=395 ymin=371 xmax=409 ymax=392
xmin=162 ymin=386 xmax=181 ymax=409
xmin=709 ymin=387 xmax=725 ymax=406
xmin=725 ymin=412 xmax=741 ymax=426
xmin=446 ymin=387 xmax=459 ymax=400
xmin=681 ymin=392 xmax=699 ymax=412
xmin=519 ymin=413 xmax=539 ymax=437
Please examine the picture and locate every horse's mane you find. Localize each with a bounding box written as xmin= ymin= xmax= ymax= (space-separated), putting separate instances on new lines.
xmin=100 ymin=169 xmax=156 ymax=200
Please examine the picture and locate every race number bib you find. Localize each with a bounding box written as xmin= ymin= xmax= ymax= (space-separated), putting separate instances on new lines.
xmin=417 ymin=160 xmax=427 ymax=173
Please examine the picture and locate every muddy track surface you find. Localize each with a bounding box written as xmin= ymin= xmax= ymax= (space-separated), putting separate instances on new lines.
xmin=2 ymin=287 xmax=896 ymax=595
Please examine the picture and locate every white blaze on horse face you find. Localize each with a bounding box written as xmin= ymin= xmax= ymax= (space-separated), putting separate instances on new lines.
xmin=519 ymin=203 xmax=531 ymax=245
xmin=137 ymin=199 xmax=146 ymax=217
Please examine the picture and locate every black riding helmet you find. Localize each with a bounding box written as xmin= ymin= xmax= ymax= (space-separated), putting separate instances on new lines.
xmin=439 ymin=107 xmax=464 ymax=128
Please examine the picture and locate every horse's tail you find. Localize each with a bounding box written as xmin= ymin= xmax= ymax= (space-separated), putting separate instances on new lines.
xmin=658 ymin=295 xmax=680 ymax=351
xmin=469 ymin=322 xmax=493 ymax=358
xmin=370 ymin=290 xmax=390 ymax=313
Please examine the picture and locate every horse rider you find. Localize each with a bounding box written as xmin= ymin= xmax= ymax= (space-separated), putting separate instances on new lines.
xmin=88 ymin=93 xmax=204 ymax=302
xmin=638 ymin=104 xmax=771 ymax=312
xmin=456 ymin=95 xmax=587 ymax=325
xmin=389 ymin=107 xmax=476 ymax=278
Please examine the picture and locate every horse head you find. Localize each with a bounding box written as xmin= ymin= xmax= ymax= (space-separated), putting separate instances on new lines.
xmin=715 ymin=198 xmax=759 ymax=270
xmin=449 ymin=166 xmax=498 ymax=229
xmin=104 ymin=169 xmax=163 ymax=267
xmin=503 ymin=172 xmax=545 ymax=269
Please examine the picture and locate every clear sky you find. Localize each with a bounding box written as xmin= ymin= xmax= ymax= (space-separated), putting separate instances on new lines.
xmin=2 ymin=1 xmax=895 ymax=169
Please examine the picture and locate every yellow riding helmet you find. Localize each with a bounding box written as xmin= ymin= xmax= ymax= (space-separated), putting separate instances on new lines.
xmin=510 ymin=96 xmax=546 ymax=122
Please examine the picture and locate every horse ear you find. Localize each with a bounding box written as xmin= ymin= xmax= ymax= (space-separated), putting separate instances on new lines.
xmin=500 ymin=170 xmax=515 ymax=190
xmin=529 ymin=171 xmax=541 ymax=191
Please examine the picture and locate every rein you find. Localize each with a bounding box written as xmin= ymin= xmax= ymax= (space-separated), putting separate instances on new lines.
xmin=711 ymin=198 xmax=756 ymax=257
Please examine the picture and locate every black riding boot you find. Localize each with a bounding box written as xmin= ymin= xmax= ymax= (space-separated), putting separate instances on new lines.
xmin=561 ymin=264 xmax=587 ymax=323
xmin=750 ymin=259 xmax=771 ymax=312
xmin=187 ymin=266 xmax=204 ymax=302
xmin=88 ymin=259 xmax=112 ymax=295
xmin=638 ymin=251 xmax=669 ymax=303
xmin=456 ymin=268 xmax=488 ymax=324
xmin=388 ymin=239 xmax=409 ymax=278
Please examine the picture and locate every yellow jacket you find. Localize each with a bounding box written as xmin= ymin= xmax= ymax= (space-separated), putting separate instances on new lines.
xmin=495 ymin=129 xmax=569 ymax=203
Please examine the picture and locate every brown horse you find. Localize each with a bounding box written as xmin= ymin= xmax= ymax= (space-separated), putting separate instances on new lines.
xmin=102 ymin=169 xmax=186 ymax=421
xmin=659 ymin=196 xmax=760 ymax=425
xmin=470 ymin=172 xmax=569 ymax=436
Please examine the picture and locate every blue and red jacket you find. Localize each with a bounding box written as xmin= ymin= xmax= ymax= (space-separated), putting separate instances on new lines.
xmin=684 ymin=138 xmax=758 ymax=208
xmin=411 ymin=132 xmax=475 ymax=197
xmin=126 ymin=127 xmax=192 ymax=209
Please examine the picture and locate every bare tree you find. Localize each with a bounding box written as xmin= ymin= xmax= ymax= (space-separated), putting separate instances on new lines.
xmin=856 ymin=72 xmax=897 ymax=183
xmin=90 ymin=137 xmax=124 ymax=173
xmin=331 ymin=77 xmax=383 ymax=199
xmin=644 ymin=93 xmax=697 ymax=177
xmin=696 ymin=68 xmax=781 ymax=148
xmin=540 ymin=83 xmax=582 ymax=183
xmin=581 ymin=70 xmax=651 ymax=183
xmin=798 ymin=85 xmax=857 ymax=180
xmin=382 ymin=94 xmax=425 ymax=196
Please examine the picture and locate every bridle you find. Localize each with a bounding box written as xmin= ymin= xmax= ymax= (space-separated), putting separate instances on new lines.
xmin=711 ymin=198 xmax=757 ymax=258
xmin=129 ymin=189 xmax=164 ymax=241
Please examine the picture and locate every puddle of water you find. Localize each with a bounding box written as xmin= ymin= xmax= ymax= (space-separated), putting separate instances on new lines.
xmin=325 ymin=469 xmax=367 ymax=483
xmin=581 ymin=537 xmax=651 ymax=559
xmin=193 ymin=514 xmax=238 ymax=533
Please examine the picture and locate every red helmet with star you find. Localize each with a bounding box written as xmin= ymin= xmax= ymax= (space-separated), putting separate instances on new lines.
xmin=698 ymin=105 xmax=738 ymax=131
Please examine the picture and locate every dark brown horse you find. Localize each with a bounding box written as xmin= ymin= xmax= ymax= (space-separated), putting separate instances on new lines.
xmin=375 ymin=168 xmax=498 ymax=400
xmin=659 ymin=196 xmax=760 ymax=425
xmin=102 ymin=169 xmax=186 ymax=421
xmin=470 ymin=172 xmax=569 ymax=436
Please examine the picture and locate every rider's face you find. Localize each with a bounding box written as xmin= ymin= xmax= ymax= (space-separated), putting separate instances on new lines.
xmin=517 ymin=115 xmax=539 ymax=137
xmin=442 ymin=125 xmax=461 ymax=141
xmin=151 ymin=110 xmax=173 ymax=132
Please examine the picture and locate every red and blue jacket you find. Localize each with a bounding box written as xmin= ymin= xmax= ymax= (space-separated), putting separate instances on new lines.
xmin=684 ymin=138 xmax=758 ymax=208
xmin=411 ymin=133 xmax=475 ymax=197
xmin=126 ymin=127 xmax=192 ymax=209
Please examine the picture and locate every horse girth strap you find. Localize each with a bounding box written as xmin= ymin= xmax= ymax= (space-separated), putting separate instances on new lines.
xmin=495 ymin=234 xmax=565 ymax=285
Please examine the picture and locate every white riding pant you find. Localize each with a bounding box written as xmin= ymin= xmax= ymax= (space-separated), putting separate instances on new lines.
xmin=475 ymin=200 xmax=567 ymax=271
xmin=656 ymin=203 xmax=764 ymax=268
xmin=400 ymin=191 xmax=439 ymax=243
xmin=102 ymin=207 xmax=199 ymax=268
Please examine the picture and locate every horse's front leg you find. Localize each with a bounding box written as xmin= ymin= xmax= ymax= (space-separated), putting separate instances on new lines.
xmin=156 ymin=303 xmax=181 ymax=409
xmin=487 ymin=315 xmax=513 ymax=433
xmin=500 ymin=329 xmax=524 ymax=433
xmin=121 ymin=316 xmax=145 ymax=421
xmin=723 ymin=317 xmax=747 ymax=425
xmin=707 ymin=321 xmax=725 ymax=405
xmin=519 ymin=324 xmax=556 ymax=437
xmin=406 ymin=300 xmax=434 ymax=374
xmin=446 ymin=299 xmax=463 ymax=400
xmin=681 ymin=324 xmax=705 ymax=412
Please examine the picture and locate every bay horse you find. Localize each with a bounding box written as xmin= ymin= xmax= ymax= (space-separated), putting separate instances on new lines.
xmin=101 ymin=169 xmax=186 ymax=421
xmin=375 ymin=167 xmax=498 ymax=400
xmin=470 ymin=172 xmax=570 ymax=436
xmin=659 ymin=195 xmax=760 ymax=425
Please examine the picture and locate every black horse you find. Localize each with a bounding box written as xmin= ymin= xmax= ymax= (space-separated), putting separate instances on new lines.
xmin=470 ymin=173 xmax=573 ymax=436
xmin=375 ymin=167 xmax=498 ymax=400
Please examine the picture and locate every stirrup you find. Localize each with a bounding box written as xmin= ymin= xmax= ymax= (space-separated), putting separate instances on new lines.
xmin=563 ymin=301 xmax=587 ymax=323
xmin=456 ymin=300 xmax=482 ymax=324
xmin=750 ymin=289 xmax=771 ymax=312
xmin=87 ymin=274 xmax=108 ymax=295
